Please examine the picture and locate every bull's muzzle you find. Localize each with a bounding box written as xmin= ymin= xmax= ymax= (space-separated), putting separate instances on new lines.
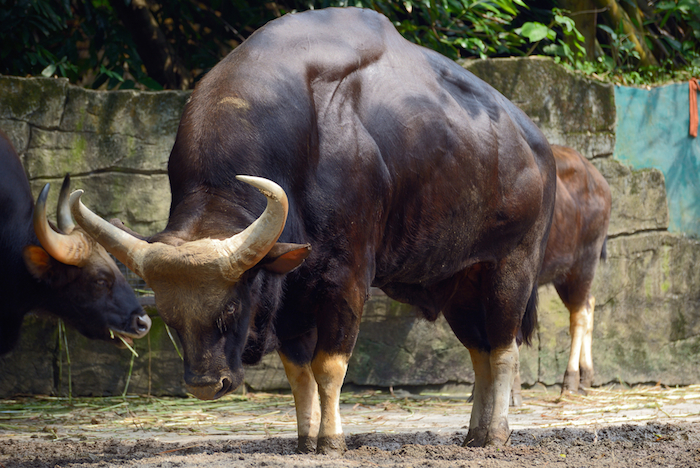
xmin=185 ymin=368 xmax=244 ymax=400
xmin=131 ymin=313 xmax=152 ymax=338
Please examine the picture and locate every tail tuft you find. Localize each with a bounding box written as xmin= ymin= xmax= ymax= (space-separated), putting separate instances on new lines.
xmin=600 ymin=237 xmax=608 ymax=261
xmin=518 ymin=284 xmax=538 ymax=346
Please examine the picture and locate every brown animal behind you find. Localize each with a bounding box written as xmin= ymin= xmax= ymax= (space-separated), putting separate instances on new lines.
xmin=512 ymin=145 xmax=611 ymax=402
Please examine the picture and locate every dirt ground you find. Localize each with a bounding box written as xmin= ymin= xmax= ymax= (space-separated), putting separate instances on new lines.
xmin=1 ymin=385 xmax=699 ymax=468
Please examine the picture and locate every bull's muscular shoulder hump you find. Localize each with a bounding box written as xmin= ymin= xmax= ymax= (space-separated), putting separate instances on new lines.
xmin=210 ymin=8 xmax=392 ymax=83
xmin=172 ymin=8 xmax=395 ymax=176
xmin=172 ymin=7 xmax=551 ymax=199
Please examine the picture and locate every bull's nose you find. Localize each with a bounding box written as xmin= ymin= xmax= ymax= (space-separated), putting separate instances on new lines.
xmin=132 ymin=313 xmax=152 ymax=337
xmin=187 ymin=376 xmax=237 ymax=400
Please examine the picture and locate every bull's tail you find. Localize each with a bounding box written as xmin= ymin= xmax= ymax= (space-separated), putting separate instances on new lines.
xmin=518 ymin=284 xmax=539 ymax=346
xmin=600 ymin=236 xmax=608 ymax=261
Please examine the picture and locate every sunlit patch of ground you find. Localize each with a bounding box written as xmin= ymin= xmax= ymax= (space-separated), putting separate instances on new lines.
xmin=1 ymin=384 xmax=699 ymax=443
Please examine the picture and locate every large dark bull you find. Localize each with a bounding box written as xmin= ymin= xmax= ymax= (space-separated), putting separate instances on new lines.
xmin=0 ymin=129 xmax=151 ymax=355
xmin=70 ymin=7 xmax=556 ymax=452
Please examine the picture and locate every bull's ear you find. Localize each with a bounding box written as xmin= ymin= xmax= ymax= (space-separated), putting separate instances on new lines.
xmin=23 ymin=245 xmax=54 ymax=280
xmin=259 ymin=243 xmax=311 ymax=274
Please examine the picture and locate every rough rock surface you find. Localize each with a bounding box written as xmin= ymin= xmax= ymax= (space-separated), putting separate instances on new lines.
xmin=0 ymin=57 xmax=698 ymax=396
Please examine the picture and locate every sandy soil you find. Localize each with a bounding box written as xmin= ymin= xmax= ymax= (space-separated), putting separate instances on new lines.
xmin=1 ymin=385 xmax=699 ymax=467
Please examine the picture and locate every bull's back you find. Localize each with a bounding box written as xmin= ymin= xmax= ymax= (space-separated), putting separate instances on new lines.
xmin=167 ymin=8 xmax=554 ymax=287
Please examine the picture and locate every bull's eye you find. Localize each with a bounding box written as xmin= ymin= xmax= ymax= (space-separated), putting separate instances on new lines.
xmin=96 ymin=278 xmax=109 ymax=288
xmin=216 ymin=312 xmax=232 ymax=333
xmin=216 ymin=301 xmax=238 ymax=334
xmin=216 ymin=316 xmax=227 ymax=333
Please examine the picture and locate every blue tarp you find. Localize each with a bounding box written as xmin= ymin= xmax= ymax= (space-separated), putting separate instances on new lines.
xmin=614 ymin=83 xmax=700 ymax=237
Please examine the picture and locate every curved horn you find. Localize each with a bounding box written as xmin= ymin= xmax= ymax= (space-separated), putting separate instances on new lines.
xmin=56 ymin=174 xmax=75 ymax=234
xmin=69 ymin=190 xmax=149 ymax=278
xmin=33 ymin=183 xmax=91 ymax=266
xmin=221 ymin=175 xmax=289 ymax=273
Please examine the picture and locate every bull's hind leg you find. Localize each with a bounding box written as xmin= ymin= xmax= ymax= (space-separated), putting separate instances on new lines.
xmin=488 ymin=341 xmax=520 ymax=445
xmin=443 ymin=266 xmax=535 ymax=446
xmin=278 ymin=352 xmax=321 ymax=453
xmin=311 ymin=350 xmax=350 ymax=454
xmin=465 ymin=340 xmax=519 ymax=447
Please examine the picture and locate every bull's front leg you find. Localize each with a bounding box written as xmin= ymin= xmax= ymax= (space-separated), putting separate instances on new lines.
xmin=278 ymin=352 xmax=321 ymax=453
xmin=465 ymin=339 xmax=519 ymax=447
xmin=311 ymin=350 xmax=350 ymax=454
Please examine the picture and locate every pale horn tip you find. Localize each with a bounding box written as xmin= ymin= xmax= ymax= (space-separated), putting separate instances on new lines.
xmin=235 ymin=175 xmax=287 ymax=205
xmin=68 ymin=189 xmax=85 ymax=211
xmin=69 ymin=189 xmax=85 ymax=201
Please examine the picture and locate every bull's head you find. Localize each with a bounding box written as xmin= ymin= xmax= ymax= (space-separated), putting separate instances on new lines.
xmin=24 ymin=176 xmax=151 ymax=345
xmin=69 ymin=176 xmax=309 ymax=400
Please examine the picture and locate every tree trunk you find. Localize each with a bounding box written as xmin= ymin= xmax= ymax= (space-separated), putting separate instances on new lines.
xmin=109 ymin=0 xmax=192 ymax=89
xmin=593 ymin=0 xmax=658 ymax=67
xmin=560 ymin=0 xmax=598 ymax=61
xmin=619 ymin=0 xmax=667 ymax=63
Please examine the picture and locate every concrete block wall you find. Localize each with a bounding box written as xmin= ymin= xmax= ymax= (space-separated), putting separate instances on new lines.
xmin=1 ymin=57 xmax=698 ymax=397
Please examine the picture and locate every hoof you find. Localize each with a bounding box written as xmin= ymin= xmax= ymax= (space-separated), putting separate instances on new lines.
xmin=580 ymin=368 xmax=594 ymax=390
xmin=561 ymin=370 xmax=580 ymax=395
xmin=296 ymin=435 xmax=317 ymax=454
xmin=560 ymin=385 xmax=587 ymax=398
xmin=316 ymin=434 xmax=347 ymax=455
xmin=484 ymin=430 xmax=511 ymax=447
xmin=465 ymin=424 xmax=510 ymax=447
xmin=485 ymin=421 xmax=510 ymax=447
xmin=463 ymin=428 xmax=487 ymax=447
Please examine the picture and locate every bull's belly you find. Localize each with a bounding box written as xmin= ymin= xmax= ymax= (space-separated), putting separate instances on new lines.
xmin=378 ymin=281 xmax=443 ymax=321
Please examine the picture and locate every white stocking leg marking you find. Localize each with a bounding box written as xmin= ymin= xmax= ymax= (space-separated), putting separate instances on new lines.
xmin=311 ymin=351 xmax=349 ymax=450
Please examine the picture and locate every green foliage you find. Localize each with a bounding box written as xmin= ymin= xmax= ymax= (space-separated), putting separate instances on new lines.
xmin=357 ymin=0 xmax=532 ymax=60
xmin=1 ymin=0 xmax=699 ymax=89
xmin=515 ymin=8 xmax=585 ymax=65
xmin=566 ymin=1 xmax=700 ymax=86
xmin=0 ymin=0 xmax=156 ymax=89
xmin=654 ymin=0 xmax=700 ymax=65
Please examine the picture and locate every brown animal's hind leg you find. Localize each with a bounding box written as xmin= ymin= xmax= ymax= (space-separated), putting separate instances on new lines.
xmin=579 ymin=295 xmax=595 ymax=389
xmin=278 ymin=352 xmax=321 ymax=454
xmin=562 ymin=297 xmax=593 ymax=395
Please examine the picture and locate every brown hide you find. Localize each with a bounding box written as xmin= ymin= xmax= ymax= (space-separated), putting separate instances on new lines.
xmin=71 ymin=7 xmax=557 ymax=452
xmin=536 ymin=145 xmax=612 ymax=396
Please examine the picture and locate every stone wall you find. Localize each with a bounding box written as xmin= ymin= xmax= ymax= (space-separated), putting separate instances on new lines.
xmin=1 ymin=57 xmax=698 ymax=397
